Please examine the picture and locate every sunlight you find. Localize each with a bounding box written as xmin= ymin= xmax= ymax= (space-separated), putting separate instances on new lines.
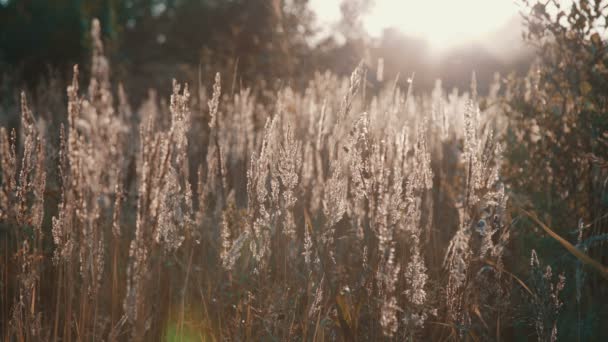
xmin=311 ymin=0 xmax=520 ymax=49
xmin=364 ymin=0 xmax=518 ymax=47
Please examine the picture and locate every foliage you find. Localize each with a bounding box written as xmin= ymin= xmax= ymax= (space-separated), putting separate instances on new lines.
xmin=0 ymin=0 xmax=315 ymax=87
xmin=504 ymin=0 xmax=608 ymax=339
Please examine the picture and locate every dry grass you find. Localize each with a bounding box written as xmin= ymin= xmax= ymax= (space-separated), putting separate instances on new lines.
xmin=0 ymin=19 xmax=574 ymax=341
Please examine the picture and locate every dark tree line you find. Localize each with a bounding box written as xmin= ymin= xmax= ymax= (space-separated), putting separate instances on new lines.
xmin=0 ymin=0 xmax=316 ymax=89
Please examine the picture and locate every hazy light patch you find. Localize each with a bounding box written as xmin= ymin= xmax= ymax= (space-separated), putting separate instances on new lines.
xmin=364 ymin=0 xmax=518 ymax=49
xmin=310 ymin=0 xmax=342 ymax=25
xmin=310 ymin=0 xmax=520 ymax=50
xmin=309 ymin=0 xmax=342 ymax=42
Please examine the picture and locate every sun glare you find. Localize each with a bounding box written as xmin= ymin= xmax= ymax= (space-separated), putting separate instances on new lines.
xmin=312 ymin=0 xmax=520 ymax=49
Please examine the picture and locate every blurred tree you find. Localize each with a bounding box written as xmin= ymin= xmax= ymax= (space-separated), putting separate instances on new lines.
xmin=121 ymin=0 xmax=312 ymax=73
xmin=313 ymin=0 xmax=373 ymax=79
xmin=0 ymin=0 xmax=317 ymax=93
xmin=0 ymin=0 xmax=106 ymax=82
xmin=505 ymin=0 xmax=608 ymax=339
xmin=507 ymin=0 xmax=608 ymax=240
xmin=337 ymin=0 xmax=372 ymax=41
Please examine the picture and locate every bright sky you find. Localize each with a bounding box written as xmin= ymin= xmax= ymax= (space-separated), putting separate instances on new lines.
xmin=310 ymin=0 xmax=521 ymax=49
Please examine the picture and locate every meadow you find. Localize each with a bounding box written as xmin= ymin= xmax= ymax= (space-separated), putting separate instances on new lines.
xmin=1 ymin=2 xmax=608 ymax=340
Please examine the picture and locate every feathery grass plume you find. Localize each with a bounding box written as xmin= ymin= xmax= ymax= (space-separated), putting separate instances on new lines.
xmin=398 ymin=126 xmax=432 ymax=335
xmin=308 ymin=276 xmax=325 ymax=319
xmin=380 ymin=296 xmax=399 ymax=337
xmin=208 ymin=72 xmax=221 ymax=129
xmin=346 ymin=112 xmax=372 ymax=203
xmin=0 ymin=128 xmax=15 ymax=222
xmin=303 ymin=216 xmax=317 ymax=268
xmin=9 ymin=240 xmax=43 ymax=340
xmin=195 ymin=163 xmax=206 ymax=229
xmin=89 ymin=19 xmax=111 ymax=99
xmin=443 ymin=92 xmax=510 ymax=331
xmin=337 ymin=62 xmax=364 ymax=123
xmin=443 ymin=216 xmax=471 ymax=321
xmin=125 ymin=130 xmax=172 ymax=334
xmin=322 ymin=167 xmax=347 ymax=247
xmin=0 ymin=127 xmax=16 ymax=220
xmin=49 ymin=21 xmax=130 ymax=305
xmin=118 ymin=83 xmax=133 ymax=120
xmin=479 ymin=182 xmax=509 ymax=262
xmin=202 ymin=73 xmax=227 ymax=219
xmin=247 ymin=116 xmax=278 ymax=270
xmin=220 ymin=191 xmax=250 ymax=270
xmin=153 ymin=80 xmax=193 ymax=251
xmin=278 ymin=123 xmax=301 ymax=239
xmin=112 ymin=174 xmax=124 ymax=237
xmin=123 ymin=72 xmax=180 ymax=333
xmin=140 ymin=89 xmax=160 ymax=133
xmin=379 ymin=247 xmax=401 ymax=337
xmin=388 ymin=126 xmax=430 ymax=335
xmin=224 ymin=230 xmax=250 ymax=271
xmin=228 ymin=87 xmax=256 ymax=164
xmin=430 ymin=79 xmax=448 ymax=136
xmin=86 ymin=18 xmax=124 ymax=193
xmin=30 ymin=132 xmax=46 ymax=235
xmin=200 ymin=138 xmax=222 ymax=217
xmin=404 ymin=247 xmax=428 ymax=307
xmin=441 ymin=104 xmax=449 ymax=141
xmin=301 ymin=141 xmax=315 ymax=190
xmin=463 ymin=99 xmax=482 ymax=205
xmin=155 ymin=165 xmax=186 ymax=251
xmin=2 ymin=92 xmax=46 ymax=341
xmin=529 ymin=250 xmax=566 ymax=342
xmin=301 ymin=130 xmax=325 ymax=214
xmin=16 ymin=93 xmax=39 ymax=226
xmin=220 ymin=208 xmax=232 ymax=269
xmin=413 ymin=122 xmax=433 ymax=191
xmin=369 ymin=142 xmax=390 ymax=240
xmin=169 ymin=80 xmax=191 ymax=162
xmin=316 ymin=98 xmax=327 ymax=150
xmin=51 ymin=73 xmax=79 ymax=265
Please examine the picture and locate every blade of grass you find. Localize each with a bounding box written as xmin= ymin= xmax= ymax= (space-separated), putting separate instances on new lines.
xmin=520 ymin=208 xmax=608 ymax=281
